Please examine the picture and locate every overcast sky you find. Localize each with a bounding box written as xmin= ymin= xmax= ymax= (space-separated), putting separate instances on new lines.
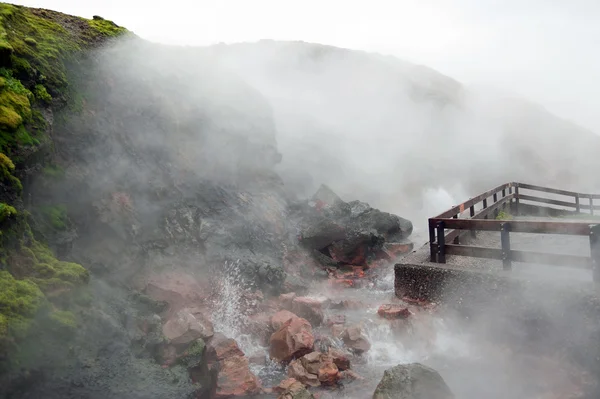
xmin=11 ymin=0 xmax=600 ymax=133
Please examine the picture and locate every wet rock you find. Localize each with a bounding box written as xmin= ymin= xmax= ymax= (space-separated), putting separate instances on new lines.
xmin=207 ymin=333 xmax=245 ymax=361
xmin=215 ymin=354 xmax=262 ymax=398
xmin=280 ymin=292 xmax=297 ymax=309
xmin=330 ymin=300 xmax=364 ymax=310
xmin=373 ymin=363 xmax=454 ymax=399
xmin=249 ymin=352 xmax=267 ymax=366
xmin=291 ymin=297 xmax=328 ymax=326
xmin=247 ymin=312 xmax=273 ymax=346
xmin=288 ymin=358 xmax=321 ymax=387
xmin=299 ymin=219 xmax=346 ymax=250
xmin=284 ymin=274 xmax=311 ymax=295
xmin=314 ymin=335 xmax=338 ymax=353
xmin=272 ymin=310 xmax=298 ymax=331
xmin=158 ymin=344 xmax=178 ymax=367
xmin=325 ymin=315 xmax=346 ymax=326
xmin=162 ymin=308 xmax=214 ymax=345
xmin=145 ymin=272 xmax=208 ymax=315
xmin=317 ymin=360 xmax=340 ymax=386
xmin=342 ymin=325 xmax=371 ymax=354
xmin=328 ymin=348 xmax=350 ymax=371
xmin=340 ymin=370 xmax=363 ymax=381
xmin=377 ymin=304 xmax=413 ymax=320
xmin=277 ymin=378 xmax=315 ymax=399
xmin=328 ymin=233 xmax=374 ymax=265
xmin=383 ymin=241 xmax=414 ymax=258
xmin=300 ymin=352 xmax=322 ymax=375
xmin=270 ymin=315 xmax=315 ymax=363
xmin=177 ymin=339 xmax=206 ymax=369
xmin=331 ymin=324 xmax=345 ymax=338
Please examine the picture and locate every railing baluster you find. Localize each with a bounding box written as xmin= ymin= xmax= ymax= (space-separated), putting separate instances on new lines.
xmin=515 ymin=186 xmax=520 ymax=215
xmin=453 ymin=214 xmax=459 ymax=244
xmin=576 ymin=194 xmax=581 ymax=213
xmin=470 ymin=205 xmax=476 ymax=238
xmin=501 ymin=222 xmax=511 ymax=270
xmin=591 ymin=196 xmax=594 ymax=216
xmin=437 ymin=221 xmax=446 ymax=263
xmin=589 ymin=224 xmax=600 ymax=283
xmin=429 ymin=220 xmax=436 ymax=262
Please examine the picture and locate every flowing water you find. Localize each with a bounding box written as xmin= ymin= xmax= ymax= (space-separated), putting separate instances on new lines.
xmin=209 ymin=251 xmax=594 ymax=399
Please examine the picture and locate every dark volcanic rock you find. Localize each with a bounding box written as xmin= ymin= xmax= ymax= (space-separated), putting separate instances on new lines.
xmin=373 ymin=363 xmax=454 ymax=399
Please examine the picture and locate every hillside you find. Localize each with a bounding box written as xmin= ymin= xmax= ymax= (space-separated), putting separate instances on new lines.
xmin=208 ymin=40 xmax=600 ymax=215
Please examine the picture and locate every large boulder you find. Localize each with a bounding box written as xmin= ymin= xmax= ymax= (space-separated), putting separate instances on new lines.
xmin=270 ymin=314 xmax=315 ymax=362
xmin=296 ymin=185 xmax=412 ymax=267
xmin=373 ymin=363 xmax=454 ymax=399
xmin=291 ymin=296 xmax=328 ymax=326
xmin=162 ymin=308 xmax=214 ymax=345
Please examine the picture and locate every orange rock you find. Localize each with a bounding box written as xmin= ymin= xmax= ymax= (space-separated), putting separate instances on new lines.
xmin=328 ymin=348 xmax=351 ymax=371
xmin=162 ymin=308 xmax=214 ymax=345
xmin=214 ymin=355 xmax=261 ymax=398
xmin=271 ymin=310 xmax=298 ymax=331
xmin=270 ymin=316 xmax=315 ymax=363
xmin=291 ymin=297 xmax=328 ymax=326
xmin=377 ymin=304 xmax=413 ymax=320
xmin=207 ymin=333 xmax=245 ymax=362
xmin=287 ymin=358 xmax=320 ymax=387
xmin=274 ymin=378 xmax=301 ymax=393
xmin=317 ymin=360 xmax=340 ymax=386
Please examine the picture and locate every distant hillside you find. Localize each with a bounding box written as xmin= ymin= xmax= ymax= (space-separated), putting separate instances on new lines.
xmin=208 ymin=40 xmax=600 ymax=214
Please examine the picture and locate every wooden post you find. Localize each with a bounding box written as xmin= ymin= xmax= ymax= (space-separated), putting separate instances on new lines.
xmin=437 ymin=221 xmax=446 ymax=264
xmin=589 ymin=224 xmax=600 ymax=283
xmin=470 ymin=206 xmax=476 ymax=238
xmin=501 ymin=222 xmax=511 ymax=271
xmin=429 ymin=220 xmax=436 ymax=262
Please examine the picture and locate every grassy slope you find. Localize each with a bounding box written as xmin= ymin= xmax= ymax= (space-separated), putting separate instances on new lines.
xmin=0 ymin=2 xmax=127 ymax=363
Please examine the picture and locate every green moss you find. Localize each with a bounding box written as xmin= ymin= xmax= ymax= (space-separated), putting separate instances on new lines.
xmin=39 ymin=204 xmax=67 ymax=230
xmin=42 ymin=164 xmax=64 ymax=179
xmin=33 ymin=84 xmax=51 ymax=104
xmin=23 ymin=37 xmax=36 ymax=46
xmin=0 ymin=152 xmax=21 ymax=192
xmin=0 ymin=105 xmax=21 ymax=130
xmin=88 ymin=18 xmax=127 ymax=38
xmin=496 ymin=211 xmax=513 ymax=220
xmin=48 ymin=309 xmax=76 ymax=331
xmin=0 ymin=202 xmax=17 ymax=222
xmin=178 ymin=339 xmax=206 ymax=368
xmin=0 ymin=270 xmax=46 ymax=340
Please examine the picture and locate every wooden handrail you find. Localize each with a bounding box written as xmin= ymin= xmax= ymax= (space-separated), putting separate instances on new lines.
xmin=428 ymin=182 xmax=600 ymax=282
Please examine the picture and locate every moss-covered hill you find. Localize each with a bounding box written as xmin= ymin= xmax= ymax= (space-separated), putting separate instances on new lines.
xmin=0 ymin=2 xmax=127 ymax=368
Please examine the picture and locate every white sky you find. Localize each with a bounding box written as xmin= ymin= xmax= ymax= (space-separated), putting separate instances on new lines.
xmin=10 ymin=0 xmax=600 ymax=133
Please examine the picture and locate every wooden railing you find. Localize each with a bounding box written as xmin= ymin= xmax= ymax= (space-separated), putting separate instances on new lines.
xmin=428 ymin=182 xmax=600 ymax=282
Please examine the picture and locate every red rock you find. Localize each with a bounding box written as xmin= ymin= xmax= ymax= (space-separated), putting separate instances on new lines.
xmin=377 ymin=304 xmax=413 ymax=320
xmin=207 ymin=333 xmax=245 ymax=362
xmin=300 ymin=352 xmax=322 ymax=374
xmin=340 ymin=370 xmax=364 ymax=381
xmin=277 ymin=378 xmax=314 ymax=399
xmin=342 ymin=325 xmax=371 ymax=354
xmin=328 ymin=243 xmax=367 ymax=266
xmin=331 ymin=324 xmax=345 ymax=338
xmin=214 ymin=355 xmax=261 ymax=398
xmin=384 ymin=242 xmax=414 ymax=257
xmin=330 ymin=300 xmax=364 ymax=310
xmin=280 ymin=292 xmax=297 ymax=309
xmin=287 ymin=358 xmax=320 ymax=387
xmin=162 ymin=308 xmax=214 ymax=345
xmin=325 ymin=315 xmax=346 ymax=327
xmin=247 ymin=313 xmax=273 ymax=346
xmin=270 ymin=316 xmax=315 ymax=363
xmin=248 ymin=352 xmax=267 ymax=366
xmin=144 ymin=272 xmax=207 ymax=315
xmin=291 ymin=297 xmax=327 ymax=326
xmin=271 ymin=310 xmax=298 ymax=331
xmin=328 ymin=348 xmax=351 ymax=371
xmin=317 ymin=360 xmax=340 ymax=386
xmin=274 ymin=378 xmax=301 ymax=393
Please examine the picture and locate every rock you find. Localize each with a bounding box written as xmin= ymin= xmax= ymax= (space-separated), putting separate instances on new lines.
xmin=377 ymin=304 xmax=413 ymax=320
xmin=317 ymin=360 xmax=340 ymax=386
xmin=313 ymin=336 xmax=338 ymax=353
xmin=330 ymin=300 xmax=364 ymax=310
xmin=383 ymin=242 xmax=414 ymax=258
xmin=325 ymin=315 xmax=346 ymax=326
xmin=277 ymin=378 xmax=315 ymax=399
xmin=158 ymin=344 xmax=177 ymax=367
xmin=214 ymin=355 xmax=261 ymax=398
xmin=272 ymin=310 xmax=298 ymax=330
xmin=300 ymin=352 xmax=322 ymax=375
xmin=162 ymin=308 xmax=214 ymax=345
xmin=247 ymin=312 xmax=273 ymax=346
xmin=342 ymin=325 xmax=371 ymax=354
xmin=341 ymin=370 xmax=363 ymax=381
xmin=248 ymin=352 xmax=267 ymax=366
xmin=275 ymin=378 xmax=301 ymax=393
xmin=144 ymin=272 xmax=208 ymax=314
xmin=327 ymin=233 xmax=374 ymax=265
xmin=280 ymin=292 xmax=297 ymax=309
xmin=328 ymin=348 xmax=350 ymax=371
xmin=331 ymin=324 xmax=345 ymax=338
xmin=284 ymin=274 xmax=311 ymax=295
xmin=312 ymin=184 xmax=345 ymax=207
xmin=270 ymin=315 xmax=315 ymax=363
xmin=373 ymin=363 xmax=454 ymax=399
xmin=291 ymin=297 xmax=328 ymax=326
xmin=288 ymin=358 xmax=320 ymax=387
xmin=299 ymin=218 xmax=346 ymax=250
xmin=207 ymin=333 xmax=245 ymax=361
